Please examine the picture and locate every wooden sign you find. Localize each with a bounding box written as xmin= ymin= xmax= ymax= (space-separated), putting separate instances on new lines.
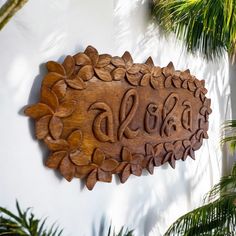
xmin=25 ymin=46 xmax=212 ymax=190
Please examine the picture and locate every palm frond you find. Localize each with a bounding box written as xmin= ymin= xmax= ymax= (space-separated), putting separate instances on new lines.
xmin=107 ymin=225 xmax=134 ymax=236
xmin=152 ymin=0 xmax=236 ymax=60
xmin=221 ymin=120 xmax=236 ymax=152
xmin=0 ymin=201 xmax=63 ymax=236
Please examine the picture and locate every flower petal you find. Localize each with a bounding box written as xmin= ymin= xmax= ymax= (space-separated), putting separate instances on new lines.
xmin=55 ymin=100 xmax=76 ymax=118
xmin=97 ymin=169 xmax=112 ymax=182
xmin=126 ymin=73 xmax=140 ymax=86
xmin=189 ymin=148 xmax=195 ymax=160
xmin=153 ymin=156 xmax=162 ymax=166
xmin=131 ymin=164 xmax=142 ymax=176
xmin=42 ymin=72 xmax=64 ymax=88
xmin=59 ymin=155 xmax=75 ymax=181
xmin=121 ymin=164 xmax=131 ymax=183
xmin=183 ymin=140 xmax=191 ymax=148
xmin=154 ymin=143 xmax=163 ymax=156
xmin=24 ymin=103 xmax=53 ymax=119
xmin=146 ymin=143 xmax=154 ymax=156
xmin=46 ymin=151 xmax=67 ymax=169
xmin=84 ymin=46 xmax=99 ymax=66
xmin=49 ymin=116 xmax=63 ymax=139
xmin=182 ymin=80 xmax=188 ymax=89
xmin=140 ymin=74 xmax=150 ymax=86
xmin=113 ymin=162 xmax=127 ymax=174
xmin=46 ymin=61 xmax=66 ymax=76
xmin=111 ymin=56 xmax=125 ymax=68
xmin=92 ymin=148 xmax=105 ymax=166
xmin=150 ymin=77 xmax=159 ymax=89
xmin=44 ymin=136 xmax=69 ymax=151
xmin=128 ymin=64 xmax=140 ymax=74
xmin=74 ymin=53 xmax=92 ymax=66
xmin=94 ymin=68 xmax=112 ymax=81
xmin=164 ymin=76 xmax=172 ymax=88
xmin=86 ymin=169 xmax=98 ymax=190
xmin=78 ymin=65 xmax=94 ymax=81
xmin=62 ymin=55 xmax=75 ymax=76
xmin=188 ymin=81 xmax=196 ymax=91
xmin=122 ymin=147 xmax=132 ymax=162
xmin=96 ymin=54 xmax=112 ymax=68
xmin=152 ymin=66 xmax=162 ymax=77
xmin=122 ymin=51 xmax=133 ymax=69
xmin=100 ymin=159 xmax=119 ymax=171
xmin=52 ymin=80 xmax=67 ymax=100
xmin=163 ymin=152 xmax=172 ymax=164
xmin=75 ymin=165 xmax=96 ymax=178
xmin=147 ymin=159 xmax=154 ymax=174
xmin=169 ymin=155 xmax=176 ymax=169
xmin=67 ymin=130 xmax=83 ymax=150
xmin=172 ymin=77 xmax=181 ymax=88
xmin=35 ymin=115 xmax=51 ymax=139
xmin=164 ymin=142 xmax=174 ymax=152
xmin=112 ymin=68 xmax=126 ymax=81
xmin=41 ymin=86 xmax=59 ymax=111
xmin=66 ymin=76 xmax=86 ymax=90
xmin=70 ymin=150 xmax=90 ymax=166
xmin=145 ymin=57 xmax=154 ymax=67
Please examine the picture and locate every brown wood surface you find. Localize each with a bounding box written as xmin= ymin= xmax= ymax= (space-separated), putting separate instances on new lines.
xmin=25 ymin=46 xmax=212 ymax=190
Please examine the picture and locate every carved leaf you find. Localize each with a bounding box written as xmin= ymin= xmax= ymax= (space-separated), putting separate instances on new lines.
xmin=131 ymin=164 xmax=142 ymax=176
xmin=70 ymin=150 xmax=90 ymax=166
xmin=62 ymin=55 xmax=75 ymax=76
xmin=41 ymin=86 xmax=59 ymax=110
xmin=94 ymin=68 xmax=112 ymax=81
xmin=67 ymin=130 xmax=83 ymax=150
xmin=78 ymin=65 xmax=94 ymax=81
xmin=46 ymin=61 xmax=66 ymax=76
xmin=59 ymin=155 xmax=75 ymax=181
xmin=66 ymin=76 xmax=86 ymax=89
xmin=96 ymin=54 xmax=112 ymax=68
xmin=52 ymin=80 xmax=67 ymax=100
xmin=36 ymin=115 xmax=51 ymax=139
xmin=75 ymin=165 xmax=95 ymax=178
xmin=126 ymin=73 xmax=139 ymax=86
xmin=93 ymin=148 xmax=105 ymax=166
xmin=46 ymin=151 xmax=67 ymax=169
xmin=86 ymin=169 xmax=98 ymax=190
xmin=100 ymin=159 xmax=119 ymax=171
xmin=49 ymin=116 xmax=63 ymax=139
xmin=24 ymin=103 xmax=53 ymax=119
xmin=44 ymin=136 xmax=69 ymax=151
xmin=121 ymin=164 xmax=131 ymax=183
xmin=84 ymin=46 xmax=99 ymax=66
xmin=42 ymin=72 xmax=64 ymax=88
xmin=122 ymin=51 xmax=133 ymax=69
xmin=147 ymin=159 xmax=154 ymax=174
xmin=111 ymin=56 xmax=125 ymax=68
xmin=122 ymin=147 xmax=132 ymax=162
xmin=97 ymin=169 xmax=112 ymax=182
xmin=145 ymin=57 xmax=154 ymax=67
xmin=74 ymin=53 xmax=91 ymax=66
xmin=112 ymin=68 xmax=126 ymax=81
xmin=55 ymin=101 xmax=76 ymax=118
xmin=140 ymin=74 xmax=150 ymax=86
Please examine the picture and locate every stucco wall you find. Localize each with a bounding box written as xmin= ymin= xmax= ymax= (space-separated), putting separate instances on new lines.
xmin=0 ymin=0 xmax=230 ymax=235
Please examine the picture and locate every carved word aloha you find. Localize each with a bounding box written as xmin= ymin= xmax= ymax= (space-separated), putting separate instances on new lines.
xmin=24 ymin=45 xmax=212 ymax=190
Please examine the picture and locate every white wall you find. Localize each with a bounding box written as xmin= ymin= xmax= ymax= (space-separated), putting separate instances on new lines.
xmin=0 ymin=0 xmax=230 ymax=235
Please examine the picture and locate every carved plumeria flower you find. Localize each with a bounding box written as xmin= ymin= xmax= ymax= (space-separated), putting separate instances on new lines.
xmin=163 ymin=141 xmax=184 ymax=169
xmin=116 ymin=147 xmax=144 ymax=183
xmin=25 ymin=86 xmax=76 ymax=140
xmin=145 ymin=143 xmax=163 ymax=174
xmin=194 ymin=79 xmax=208 ymax=100
xmin=43 ymin=56 xmax=87 ymax=96
xmin=75 ymin=148 xmax=119 ymax=190
xmin=195 ymin=118 xmax=209 ymax=143
xmin=45 ymin=130 xmax=87 ymax=182
xmin=139 ymin=57 xmax=163 ymax=89
xmin=200 ymin=98 xmax=212 ymax=121
xmin=180 ymin=70 xmax=197 ymax=92
xmin=74 ymin=46 xmax=113 ymax=82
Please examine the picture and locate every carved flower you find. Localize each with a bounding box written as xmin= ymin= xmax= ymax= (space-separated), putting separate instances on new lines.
xmin=75 ymin=148 xmax=119 ymax=190
xmin=145 ymin=143 xmax=163 ymax=174
xmin=200 ymin=98 xmax=212 ymax=121
xmin=116 ymin=147 xmax=144 ymax=183
xmin=180 ymin=70 xmax=197 ymax=92
xmin=74 ymin=46 xmax=113 ymax=82
xmin=195 ymin=118 xmax=209 ymax=143
xmin=110 ymin=51 xmax=142 ymax=85
xmin=45 ymin=129 xmax=87 ymax=181
xmin=139 ymin=57 xmax=163 ymax=89
xmin=25 ymin=86 xmax=76 ymax=140
xmin=163 ymin=141 xmax=183 ymax=168
xmin=194 ymin=79 xmax=208 ymax=100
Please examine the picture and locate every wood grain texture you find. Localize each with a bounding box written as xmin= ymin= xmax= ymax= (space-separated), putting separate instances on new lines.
xmin=25 ymin=45 xmax=212 ymax=190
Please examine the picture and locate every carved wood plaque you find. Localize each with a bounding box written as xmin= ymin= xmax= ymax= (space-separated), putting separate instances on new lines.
xmin=25 ymin=46 xmax=212 ymax=190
